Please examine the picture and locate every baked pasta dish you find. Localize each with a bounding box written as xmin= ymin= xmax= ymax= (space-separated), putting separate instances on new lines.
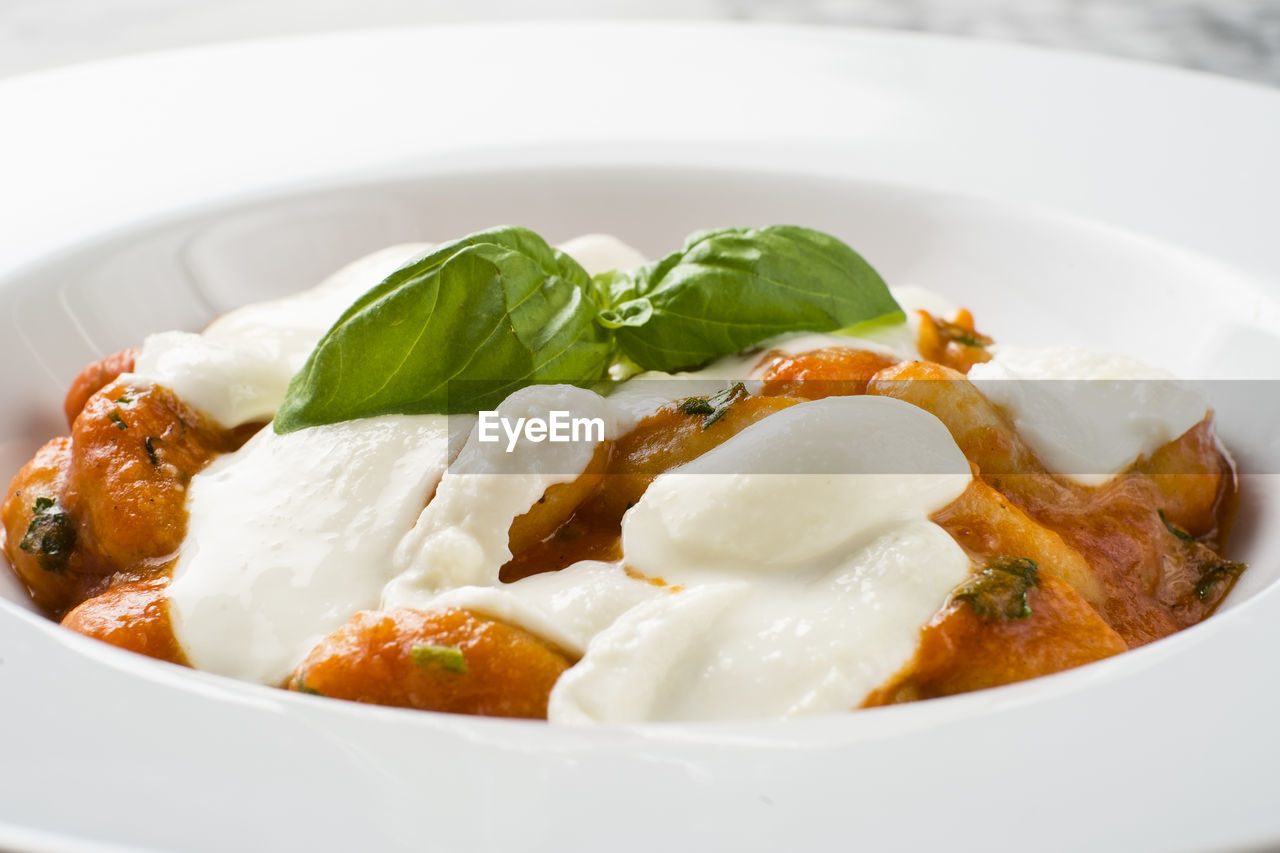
xmin=1 ymin=226 xmax=1243 ymax=722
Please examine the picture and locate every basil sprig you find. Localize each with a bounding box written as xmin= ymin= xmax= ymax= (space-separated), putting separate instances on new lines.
xmin=274 ymin=224 xmax=901 ymax=434
xmin=274 ymin=227 xmax=612 ymax=433
xmin=598 ymin=226 xmax=902 ymax=372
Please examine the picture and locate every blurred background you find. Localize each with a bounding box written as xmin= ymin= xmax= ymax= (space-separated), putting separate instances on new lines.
xmin=2 ymin=0 xmax=1277 ymax=85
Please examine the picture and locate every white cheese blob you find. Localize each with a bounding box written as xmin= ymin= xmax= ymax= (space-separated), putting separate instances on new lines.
xmin=388 ymin=561 xmax=665 ymax=659
xmin=380 ymin=383 xmax=667 ymax=661
xmin=549 ymin=396 xmax=973 ymax=723
xmin=552 ymin=523 xmax=966 ymax=722
xmin=385 ymin=384 xmax=618 ymax=599
xmin=968 ymin=345 xmax=1208 ymax=486
xmin=166 ymin=414 xmax=449 ymax=684
xmin=132 ymin=243 xmax=431 ymax=427
xmin=620 ymin=395 xmax=973 ymax=576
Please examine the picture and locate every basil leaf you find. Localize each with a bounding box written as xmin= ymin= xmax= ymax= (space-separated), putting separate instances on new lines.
xmin=274 ymin=227 xmax=614 ymax=433
xmin=597 ymin=225 xmax=902 ymax=373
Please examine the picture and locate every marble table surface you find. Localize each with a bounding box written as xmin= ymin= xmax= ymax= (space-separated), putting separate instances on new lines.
xmin=2 ymin=0 xmax=1277 ymax=86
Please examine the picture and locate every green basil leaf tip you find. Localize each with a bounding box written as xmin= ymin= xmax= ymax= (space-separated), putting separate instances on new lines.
xmin=599 ymin=225 xmax=903 ymax=373
xmin=274 ymin=226 xmax=614 ymax=434
xmin=274 ymin=224 xmax=902 ymax=432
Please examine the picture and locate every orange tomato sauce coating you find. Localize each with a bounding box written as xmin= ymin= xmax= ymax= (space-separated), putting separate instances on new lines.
xmin=865 ymin=359 xmax=1237 ymax=647
xmin=60 ymin=576 xmax=188 ymax=665
xmin=758 ymin=346 xmax=898 ymax=399
xmin=2 ymin=437 xmax=90 ymax=616
xmin=864 ymin=576 xmax=1127 ymax=705
xmin=288 ymin=608 xmax=571 ymax=718
xmin=915 ymin=308 xmax=993 ymax=374
xmin=63 ymin=348 xmax=137 ymax=428
xmin=63 ymin=377 xmax=244 ymax=573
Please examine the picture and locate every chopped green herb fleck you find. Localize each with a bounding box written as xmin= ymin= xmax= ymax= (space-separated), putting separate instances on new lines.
xmin=676 ymin=397 xmax=715 ymax=417
xmin=1159 ymin=509 xmax=1196 ymax=542
xmin=953 ymin=555 xmax=1040 ymax=620
xmin=1195 ymin=560 xmax=1246 ymax=602
xmin=295 ymin=672 xmax=322 ymax=695
xmin=108 ymin=410 xmax=128 ymax=430
xmin=676 ymin=382 xmax=748 ymax=430
xmin=937 ymin=319 xmax=993 ymax=349
xmin=410 ymin=643 xmax=468 ymax=674
xmin=114 ymin=394 xmax=133 ymax=405
xmin=144 ymin=436 xmax=160 ymax=466
xmin=18 ymin=497 xmax=76 ymax=574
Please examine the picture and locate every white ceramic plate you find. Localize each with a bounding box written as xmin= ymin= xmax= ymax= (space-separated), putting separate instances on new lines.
xmin=2 ymin=23 xmax=1280 ymax=853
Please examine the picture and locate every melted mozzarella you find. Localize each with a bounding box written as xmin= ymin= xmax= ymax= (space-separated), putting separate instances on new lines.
xmin=549 ymin=396 xmax=972 ymax=722
xmin=385 ymin=384 xmax=620 ymax=599
xmin=388 ymin=561 xmax=664 ymax=659
xmin=552 ymin=523 xmax=966 ymax=722
xmin=166 ymin=414 xmax=449 ymax=684
xmin=968 ymin=345 xmax=1208 ymax=486
xmin=621 ymin=396 xmax=972 ymax=574
xmin=380 ymin=385 xmax=669 ymax=659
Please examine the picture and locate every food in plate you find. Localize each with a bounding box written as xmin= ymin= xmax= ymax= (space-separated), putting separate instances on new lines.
xmin=1 ymin=225 xmax=1243 ymax=722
